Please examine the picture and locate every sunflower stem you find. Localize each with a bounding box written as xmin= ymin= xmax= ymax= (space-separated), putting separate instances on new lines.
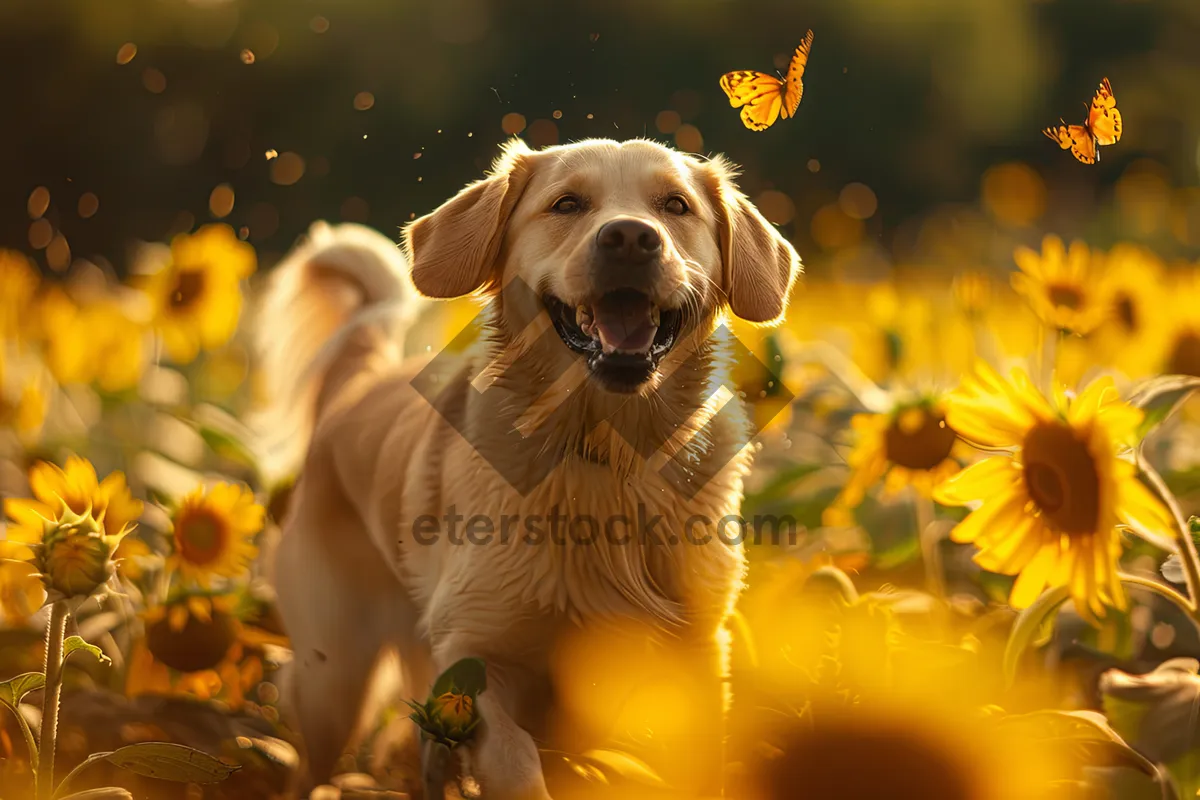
xmin=914 ymin=493 xmax=945 ymax=599
xmin=36 ymin=600 xmax=68 ymax=800
xmin=1137 ymin=454 xmax=1200 ymax=617
xmin=1117 ymin=573 xmax=1196 ymax=617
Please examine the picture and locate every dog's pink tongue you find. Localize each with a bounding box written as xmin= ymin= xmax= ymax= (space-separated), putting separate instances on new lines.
xmin=593 ymin=292 xmax=657 ymax=355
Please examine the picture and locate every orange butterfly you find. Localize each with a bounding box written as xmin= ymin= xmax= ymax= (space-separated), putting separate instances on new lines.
xmin=1043 ymin=77 xmax=1122 ymax=164
xmin=719 ymin=30 xmax=814 ymax=131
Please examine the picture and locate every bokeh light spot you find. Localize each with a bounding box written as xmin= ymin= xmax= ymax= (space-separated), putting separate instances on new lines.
xmin=142 ymin=68 xmax=167 ymax=94
xmin=46 ymin=233 xmax=71 ymax=272
xmin=839 ymin=183 xmax=878 ymax=220
xmin=812 ymin=203 xmax=865 ymax=250
xmin=240 ymin=49 xmax=256 ymax=65
xmin=526 ymin=119 xmax=559 ymax=148
xmin=270 ymin=152 xmax=306 ymax=186
xmin=353 ymin=91 xmax=375 ymax=111
xmin=28 ymin=219 xmax=52 ymax=249
xmin=981 ymin=162 xmax=1045 ymax=227
xmin=674 ymin=124 xmax=703 ymax=153
xmin=501 ymin=112 xmax=527 ymax=135
xmin=807 ymin=159 xmax=820 ymax=173
xmin=1151 ymin=621 xmax=1176 ymax=649
xmin=552 ymin=110 xmax=563 ymax=120
xmin=154 ymin=102 xmax=209 ymax=165
xmin=310 ymin=16 xmax=330 ymax=33
xmin=656 ymin=110 xmax=681 ymax=134
xmin=78 ymin=192 xmax=99 ymax=219
xmin=669 ymin=89 xmax=702 ymax=120
xmin=755 ymin=190 xmax=796 ymax=226
xmin=208 ymin=184 xmax=235 ymax=218
xmin=243 ymin=22 xmax=279 ymax=60
xmin=265 ymin=149 xmax=278 ymax=160
xmin=116 ymin=43 xmax=138 ymax=65
xmin=27 ymin=187 xmax=50 ymax=219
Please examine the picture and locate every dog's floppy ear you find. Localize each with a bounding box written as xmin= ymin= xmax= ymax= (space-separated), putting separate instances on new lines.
xmin=702 ymin=157 xmax=801 ymax=324
xmin=403 ymin=138 xmax=533 ymax=298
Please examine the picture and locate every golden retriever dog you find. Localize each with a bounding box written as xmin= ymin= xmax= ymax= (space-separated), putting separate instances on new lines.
xmin=254 ymin=137 xmax=800 ymax=798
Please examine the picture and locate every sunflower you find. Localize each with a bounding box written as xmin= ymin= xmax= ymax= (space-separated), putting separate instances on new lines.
xmin=1146 ymin=269 xmax=1200 ymax=379
xmin=1011 ymin=234 xmax=1107 ymax=335
xmin=748 ymin=693 xmax=1080 ymax=800
xmin=823 ymin=397 xmax=967 ymax=527
xmin=166 ymin=482 xmax=263 ymax=586
xmin=933 ymin=363 xmax=1174 ymax=621
xmin=0 ymin=542 xmax=46 ymax=624
xmin=139 ymin=224 xmax=256 ymax=365
xmin=1088 ymin=243 xmax=1165 ymax=378
xmin=125 ymin=593 xmax=282 ymax=710
xmin=0 ymin=249 xmax=40 ymax=342
xmin=4 ymin=456 xmax=144 ymax=557
xmin=0 ymin=346 xmax=48 ymax=440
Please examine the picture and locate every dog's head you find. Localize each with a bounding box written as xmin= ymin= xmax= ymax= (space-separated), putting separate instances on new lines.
xmin=404 ymin=138 xmax=800 ymax=393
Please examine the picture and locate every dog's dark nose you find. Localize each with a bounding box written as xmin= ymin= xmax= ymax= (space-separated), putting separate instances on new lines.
xmin=596 ymin=219 xmax=662 ymax=265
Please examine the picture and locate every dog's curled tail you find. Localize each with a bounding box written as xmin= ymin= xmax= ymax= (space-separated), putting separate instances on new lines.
xmin=250 ymin=221 xmax=425 ymax=487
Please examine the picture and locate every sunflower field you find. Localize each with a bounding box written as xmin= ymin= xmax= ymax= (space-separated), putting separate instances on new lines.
xmin=7 ymin=1 xmax=1200 ymax=799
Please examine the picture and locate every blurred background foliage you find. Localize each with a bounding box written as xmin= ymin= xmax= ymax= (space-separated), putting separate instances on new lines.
xmin=4 ymin=0 xmax=1200 ymax=281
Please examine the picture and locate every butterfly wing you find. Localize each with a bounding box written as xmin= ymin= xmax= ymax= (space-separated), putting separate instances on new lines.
xmin=781 ymin=29 xmax=814 ymax=119
xmin=1043 ymin=122 xmax=1097 ymax=164
xmin=719 ymin=71 xmax=785 ymax=131
xmin=1087 ymin=77 xmax=1121 ymax=146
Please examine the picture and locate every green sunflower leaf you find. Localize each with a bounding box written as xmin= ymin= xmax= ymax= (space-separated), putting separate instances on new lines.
xmin=57 ymin=788 xmax=134 ymax=800
xmin=994 ymin=709 xmax=1160 ymax=779
xmin=103 ymin=742 xmax=240 ymax=783
xmin=0 ymin=671 xmax=45 ymax=709
xmin=580 ymin=749 xmax=668 ymax=788
xmin=1002 ymin=584 xmax=1071 ymax=688
xmin=64 ymin=636 xmax=112 ymax=667
xmin=1128 ymin=375 xmax=1200 ymax=442
xmin=431 ymin=657 xmax=488 ymax=698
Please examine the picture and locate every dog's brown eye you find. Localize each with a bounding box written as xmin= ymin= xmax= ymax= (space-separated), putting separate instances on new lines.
xmin=664 ymin=195 xmax=689 ymax=215
xmin=551 ymin=195 xmax=582 ymax=214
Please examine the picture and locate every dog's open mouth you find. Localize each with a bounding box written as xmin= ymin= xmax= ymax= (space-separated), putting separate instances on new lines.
xmin=544 ymin=289 xmax=684 ymax=391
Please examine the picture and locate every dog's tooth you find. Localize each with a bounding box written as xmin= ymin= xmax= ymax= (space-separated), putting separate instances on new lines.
xmin=650 ymin=305 xmax=660 ymax=326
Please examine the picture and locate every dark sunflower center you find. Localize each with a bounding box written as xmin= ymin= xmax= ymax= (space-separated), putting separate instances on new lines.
xmin=1167 ymin=332 xmax=1200 ymax=378
xmin=1114 ymin=293 xmax=1137 ymax=332
xmin=1022 ymin=421 xmax=1100 ymax=535
xmin=169 ymin=270 xmax=206 ymax=310
xmin=884 ymin=409 xmax=957 ymax=471
xmin=146 ymin=608 xmax=236 ymax=672
xmin=1048 ymin=284 xmax=1083 ymax=310
xmin=760 ymin=716 xmax=978 ymax=800
xmin=176 ymin=510 xmax=227 ymax=566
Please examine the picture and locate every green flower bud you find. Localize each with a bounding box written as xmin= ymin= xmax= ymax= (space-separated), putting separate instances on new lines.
xmin=37 ymin=505 xmax=128 ymax=601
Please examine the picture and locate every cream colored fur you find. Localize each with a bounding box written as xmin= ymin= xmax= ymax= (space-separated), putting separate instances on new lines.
xmin=254 ymin=138 xmax=800 ymax=799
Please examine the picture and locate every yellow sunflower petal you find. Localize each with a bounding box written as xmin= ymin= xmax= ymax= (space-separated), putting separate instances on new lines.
xmin=1116 ymin=476 xmax=1175 ymax=542
xmin=933 ymin=457 xmax=1021 ymax=506
xmin=1009 ymin=540 xmax=1060 ymax=609
xmin=946 ymin=488 xmax=1026 ymax=546
xmin=27 ymin=461 xmax=71 ymax=508
xmin=973 ymin=515 xmax=1045 ymax=574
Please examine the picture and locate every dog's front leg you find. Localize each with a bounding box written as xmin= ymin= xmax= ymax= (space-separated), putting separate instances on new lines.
xmin=430 ymin=635 xmax=552 ymax=800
